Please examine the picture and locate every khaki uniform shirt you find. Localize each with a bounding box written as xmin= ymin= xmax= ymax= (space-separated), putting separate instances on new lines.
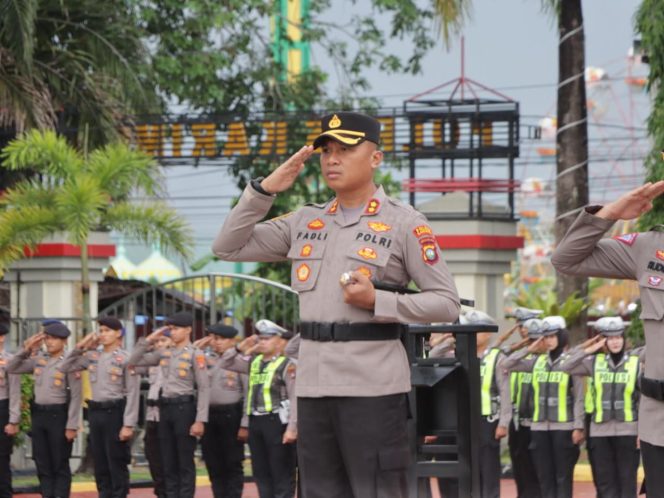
xmin=551 ymin=206 xmax=664 ymax=445
xmin=503 ymin=349 xmax=585 ymax=432
xmin=129 ymin=339 xmax=210 ymax=423
xmin=212 ymin=184 xmax=460 ymax=397
xmin=560 ymin=348 xmax=642 ymax=437
xmin=0 ymin=349 xmax=21 ymax=424
xmin=7 ymin=350 xmax=82 ymax=430
xmin=206 ymin=350 xmax=249 ymax=427
xmin=60 ymin=347 xmax=141 ymax=427
xmin=220 ymin=348 xmax=297 ymax=433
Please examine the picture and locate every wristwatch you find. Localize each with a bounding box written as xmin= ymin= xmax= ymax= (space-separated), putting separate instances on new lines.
xmin=250 ymin=177 xmax=274 ymax=196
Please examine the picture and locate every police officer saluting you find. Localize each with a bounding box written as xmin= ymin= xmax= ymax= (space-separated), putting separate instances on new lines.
xmin=58 ymin=317 xmax=140 ymax=498
xmin=128 ymin=311 xmax=210 ymax=498
xmin=507 ymin=312 xmax=543 ymax=498
xmin=551 ymin=182 xmax=664 ymax=496
xmin=0 ymin=323 xmax=20 ymax=498
xmin=558 ymin=316 xmax=643 ymax=498
xmin=7 ymin=321 xmax=82 ymax=498
xmin=503 ymin=316 xmax=585 ymax=498
xmin=212 ymin=111 xmax=460 ymax=498
xmin=193 ymin=323 xmax=248 ymax=498
xmin=219 ymin=319 xmax=296 ymax=498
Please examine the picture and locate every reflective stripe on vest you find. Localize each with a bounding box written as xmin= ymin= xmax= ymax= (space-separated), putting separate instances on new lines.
xmin=585 ymin=377 xmax=595 ymax=415
xmin=480 ymin=348 xmax=501 ymax=416
xmin=592 ymin=353 xmax=640 ymax=423
xmin=246 ymin=355 xmax=287 ymax=416
xmin=532 ymin=354 xmax=573 ymax=423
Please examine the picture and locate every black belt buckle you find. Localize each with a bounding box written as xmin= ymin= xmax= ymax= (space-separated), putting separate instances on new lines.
xmin=316 ymin=323 xmax=334 ymax=342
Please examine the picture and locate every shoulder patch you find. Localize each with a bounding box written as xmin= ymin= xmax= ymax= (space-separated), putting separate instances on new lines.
xmin=613 ymin=233 xmax=638 ymax=246
xmin=413 ymin=225 xmax=434 ymax=238
xmin=195 ymin=354 xmax=206 ymax=369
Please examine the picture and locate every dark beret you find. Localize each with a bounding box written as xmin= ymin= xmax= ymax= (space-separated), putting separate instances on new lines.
xmin=41 ymin=319 xmax=63 ymax=327
xmin=0 ymin=323 xmax=8 ymax=336
xmin=206 ymin=323 xmax=239 ymax=338
xmin=165 ymin=311 xmax=193 ymax=327
xmin=44 ymin=322 xmax=71 ymax=338
xmin=98 ymin=317 xmax=123 ymax=331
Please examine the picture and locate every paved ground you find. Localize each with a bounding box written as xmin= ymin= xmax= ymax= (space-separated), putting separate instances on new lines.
xmin=17 ymin=479 xmax=606 ymax=497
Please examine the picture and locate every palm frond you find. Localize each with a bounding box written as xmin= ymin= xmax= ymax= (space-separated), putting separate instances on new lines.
xmin=0 ymin=0 xmax=38 ymax=71
xmin=87 ymin=144 xmax=163 ymax=199
xmin=55 ymin=174 xmax=107 ymax=246
xmin=0 ymin=205 xmax=60 ymax=269
xmin=0 ymin=180 xmax=57 ymax=210
xmin=103 ymin=203 xmax=193 ymax=261
xmin=432 ymin=0 xmax=472 ymax=47
xmin=0 ymin=129 xmax=83 ymax=178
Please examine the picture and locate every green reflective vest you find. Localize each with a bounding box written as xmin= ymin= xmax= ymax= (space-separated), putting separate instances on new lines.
xmin=246 ymin=354 xmax=287 ymax=416
xmin=584 ymin=377 xmax=595 ymax=415
xmin=592 ymin=353 xmax=640 ymax=423
xmin=480 ymin=348 xmax=501 ymax=416
xmin=531 ymin=354 xmax=574 ymax=423
xmin=511 ymin=367 xmax=534 ymax=420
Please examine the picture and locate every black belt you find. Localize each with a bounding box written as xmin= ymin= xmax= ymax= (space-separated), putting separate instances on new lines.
xmin=640 ymin=376 xmax=664 ymax=402
xmin=210 ymin=402 xmax=242 ymax=412
xmin=88 ymin=399 xmax=125 ymax=410
xmin=159 ymin=395 xmax=195 ymax=405
xmin=0 ymin=399 xmax=8 ymax=408
xmin=300 ymin=322 xmax=405 ymax=342
xmin=146 ymin=399 xmax=159 ymax=407
xmin=31 ymin=402 xmax=67 ymax=412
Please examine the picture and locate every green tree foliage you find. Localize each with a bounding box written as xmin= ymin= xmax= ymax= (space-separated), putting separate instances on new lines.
xmin=636 ymin=0 xmax=664 ymax=230
xmin=514 ymin=279 xmax=588 ymax=326
xmin=0 ymin=130 xmax=193 ymax=332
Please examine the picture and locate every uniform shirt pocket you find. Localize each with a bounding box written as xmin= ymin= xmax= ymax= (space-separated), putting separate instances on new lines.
xmin=347 ymin=241 xmax=393 ymax=281
xmin=638 ymin=273 xmax=664 ymax=320
xmin=288 ymin=243 xmax=326 ymax=292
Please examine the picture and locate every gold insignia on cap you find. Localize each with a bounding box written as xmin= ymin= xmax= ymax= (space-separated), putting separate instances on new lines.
xmin=329 ymin=114 xmax=341 ymax=129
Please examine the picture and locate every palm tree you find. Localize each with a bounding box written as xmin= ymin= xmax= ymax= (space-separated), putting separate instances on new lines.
xmin=433 ymin=0 xmax=589 ymax=342
xmin=0 ymin=130 xmax=192 ymax=333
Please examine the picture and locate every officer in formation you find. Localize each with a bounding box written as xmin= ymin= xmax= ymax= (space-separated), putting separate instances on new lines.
xmin=128 ymin=311 xmax=210 ymax=498
xmin=559 ymin=316 xmax=643 ymax=498
xmin=0 ymin=323 xmax=20 ymax=498
xmin=58 ymin=317 xmax=141 ymax=498
xmin=506 ymin=311 xmax=544 ymax=498
xmin=212 ymin=111 xmax=460 ymax=498
xmin=219 ymin=319 xmax=297 ymax=498
xmin=142 ymin=331 xmax=173 ymax=498
xmin=551 ymin=181 xmax=664 ymax=496
xmin=503 ymin=316 xmax=585 ymax=498
xmin=7 ymin=321 xmax=82 ymax=498
xmin=194 ymin=322 xmax=248 ymax=498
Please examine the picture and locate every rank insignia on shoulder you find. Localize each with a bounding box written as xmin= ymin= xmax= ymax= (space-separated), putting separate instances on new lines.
xmin=307 ymin=218 xmax=325 ymax=230
xmin=358 ymin=247 xmax=378 ymax=260
xmin=421 ymin=241 xmax=439 ymax=265
xmin=296 ymin=263 xmax=311 ymax=281
xmin=613 ymin=233 xmax=637 ymax=246
xmin=413 ymin=225 xmax=433 ymax=238
xmin=327 ymin=200 xmax=339 ymax=214
xmin=364 ymin=199 xmax=380 ymax=215
xmin=657 ymin=250 xmax=664 ymax=261
xmin=649 ymin=276 xmax=662 ymax=287
xmin=300 ymin=244 xmax=313 ymax=257
xmin=368 ymin=221 xmax=392 ymax=233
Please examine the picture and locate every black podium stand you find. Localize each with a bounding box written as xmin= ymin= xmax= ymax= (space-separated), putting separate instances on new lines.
xmin=405 ymin=323 xmax=499 ymax=498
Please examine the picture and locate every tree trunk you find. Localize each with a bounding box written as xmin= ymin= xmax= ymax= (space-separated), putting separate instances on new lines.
xmin=555 ymin=0 xmax=590 ymax=345
xmin=80 ymin=241 xmax=93 ymax=336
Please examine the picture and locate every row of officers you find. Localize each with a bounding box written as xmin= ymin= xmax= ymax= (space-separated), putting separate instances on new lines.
xmin=0 ymin=312 xmax=298 ymax=498
xmin=429 ymin=307 xmax=645 ymax=498
xmin=0 ymin=306 xmax=650 ymax=498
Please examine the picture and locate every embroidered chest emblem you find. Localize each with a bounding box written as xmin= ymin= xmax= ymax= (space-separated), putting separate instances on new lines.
xmin=307 ymin=219 xmax=325 ymax=230
xmin=357 ymin=247 xmax=378 ymax=260
xmin=300 ymin=244 xmax=313 ymax=257
xmin=296 ymin=263 xmax=311 ymax=281
xmin=368 ymin=221 xmax=391 ymax=233
xmin=648 ymin=275 xmax=662 ymax=287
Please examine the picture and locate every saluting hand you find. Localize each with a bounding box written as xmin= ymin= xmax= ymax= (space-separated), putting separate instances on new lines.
xmin=23 ymin=333 xmax=45 ymax=353
xmin=193 ymin=336 xmax=212 ymax=349
xmin=236 ymin=335 xmax=258 ymax=355
xmin=597 ymin=181 xmax=664 ymax=221
xmin=76 ymin=332 xmax=98 ymax=351
xmin=527 ymin=337 xmax=544 ymax=354
xmin=584 ymin=336 xmax=606 ymax=355
xmin=260 ymin=145 xmax=314 ymax=194
xmin=340 ymin=270 xmax=376 ymax=310
xmin=146 ymin=326 xmax=169 ymax=344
